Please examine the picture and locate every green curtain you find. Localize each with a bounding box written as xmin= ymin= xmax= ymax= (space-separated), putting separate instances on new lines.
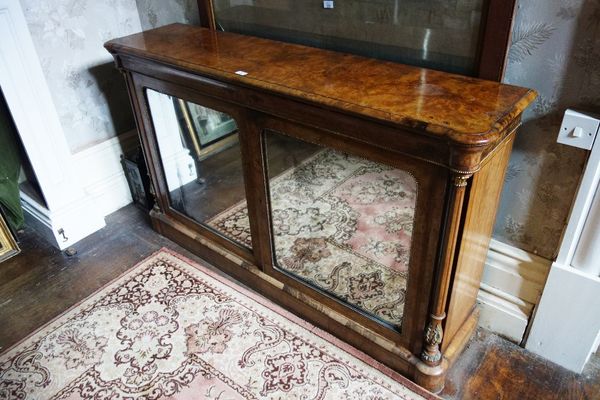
xmin=0 ymin=97 xmax=24 ymax=230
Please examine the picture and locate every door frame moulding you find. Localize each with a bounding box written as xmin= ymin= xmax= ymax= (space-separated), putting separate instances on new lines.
xmin=524 ymin=122 xmax=600 ymax=373
xmin=0 ymin=0 xmax=105 ymax=249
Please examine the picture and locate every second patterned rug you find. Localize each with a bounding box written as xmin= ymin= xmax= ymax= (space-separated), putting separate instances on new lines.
xmin=207 ymin=149 xmax=417 ymax=328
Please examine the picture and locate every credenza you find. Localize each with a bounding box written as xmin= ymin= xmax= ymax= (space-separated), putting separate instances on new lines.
xmin=106 ymin=24 xmax=536 ymax=393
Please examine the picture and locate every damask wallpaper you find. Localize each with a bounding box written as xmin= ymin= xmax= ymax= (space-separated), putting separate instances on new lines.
xmin=135 ymin=0 xmax=199 ymax=30
xmin=18 ymin=0 xmax=142 ymax=153
xmin=494 ymin=0 xmax=600 ymax=259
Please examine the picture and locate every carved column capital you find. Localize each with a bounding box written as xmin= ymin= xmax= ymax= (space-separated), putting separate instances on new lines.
xmin=419 ymin=172 xmax=471 ymax=368
xmin=452 ymin=174 xmax=472 ymax=187
xmin=421 ymin=313 xmax=446 ymax=365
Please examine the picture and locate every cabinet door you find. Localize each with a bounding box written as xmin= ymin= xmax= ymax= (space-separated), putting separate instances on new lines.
xmin=134 ymin=75 xmax=258 ymax=261
xmin=223 ymin=113 xmax=447 ymax=349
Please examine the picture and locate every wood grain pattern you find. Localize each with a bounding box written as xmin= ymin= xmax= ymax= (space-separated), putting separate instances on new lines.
xmin=105 ymin=24 xmax=536 ymax=146
xmin=443 ymin=329 xmax=600 ymax=400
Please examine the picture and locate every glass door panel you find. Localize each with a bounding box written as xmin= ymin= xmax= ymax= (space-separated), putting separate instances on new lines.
xmin=266 ymin=131 xmax=416 ymax=329
xmin=146 ymin=89 xmax=251 ymax=249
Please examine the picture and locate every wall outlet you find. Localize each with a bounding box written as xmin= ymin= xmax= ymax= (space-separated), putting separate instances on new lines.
xmin=557 ymin=109 xmax=600 ymax=150
xmin=323 ymin=1 xmax=334 ymax=9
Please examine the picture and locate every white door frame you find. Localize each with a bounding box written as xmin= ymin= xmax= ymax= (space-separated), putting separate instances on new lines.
xmin=525 ymin=124 xmax=600 ymax=373
xmin=0 ymin=0 xmax=105 ymax=249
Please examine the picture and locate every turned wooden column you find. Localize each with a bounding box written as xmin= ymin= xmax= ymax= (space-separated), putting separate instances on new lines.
xmin=416 ymin=173 xmax=471 ymax=391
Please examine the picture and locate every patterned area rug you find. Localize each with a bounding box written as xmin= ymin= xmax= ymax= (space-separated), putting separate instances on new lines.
xmin=0 ymin=250 xmax=436 ymax=400
xmin=207 ymin=149 xmax=417 ymax=328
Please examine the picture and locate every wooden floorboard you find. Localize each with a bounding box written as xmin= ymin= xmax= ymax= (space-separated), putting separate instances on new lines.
xmin=0 ymin=205 xmax=598 ymax=399
xmin=442 ymin=325 xmax=600 ymax=400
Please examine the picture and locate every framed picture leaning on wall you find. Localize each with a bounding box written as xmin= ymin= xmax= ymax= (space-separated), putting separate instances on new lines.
xmin=0 ymin=208 xmax=20 ymax=263
xmin=172 ymin=98 xmax=239 ymax=164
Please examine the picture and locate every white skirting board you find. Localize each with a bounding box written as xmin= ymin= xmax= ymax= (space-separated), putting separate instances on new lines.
xmin=70 ymin=130 xmax=139 ymax=219
xmin=3 ymin=0 xmax=104 ymax=250
xmin=19 ymin=130 xmax=139 ymax=249
xmin=525 ymin=264 xmax=600 ymax=372
xmin=476 ymin=239 xmax=551 ymax=343
xmin=21 ymin=124 xmax=198 ymax=248
xmin=71 ymin=127 xmax=196 ymax=219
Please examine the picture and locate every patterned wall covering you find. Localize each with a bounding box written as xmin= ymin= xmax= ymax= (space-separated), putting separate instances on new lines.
xmin=135 ymin=0 xmax=199 ymax=30
xmin=18 ymin=0 xmax=142 ymax=153
xmin=494 ymin=0 xmax=600 ymax=259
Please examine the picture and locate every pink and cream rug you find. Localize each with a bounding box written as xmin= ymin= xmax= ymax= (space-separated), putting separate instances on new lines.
xmin=207 ymin=149 xmax=417 ymax=329
xmin=0 ymin=250 xmax=436 ymax=400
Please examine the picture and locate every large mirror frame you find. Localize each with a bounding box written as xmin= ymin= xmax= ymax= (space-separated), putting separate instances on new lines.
xmin=196 ymin=0 xmax=517 ymax=82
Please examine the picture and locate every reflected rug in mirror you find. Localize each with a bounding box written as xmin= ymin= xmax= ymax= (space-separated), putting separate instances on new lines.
xmin=0 ymin=250 xmax=436 ymax=400
xmin=207 ymin=149 xmax=416 ymax=328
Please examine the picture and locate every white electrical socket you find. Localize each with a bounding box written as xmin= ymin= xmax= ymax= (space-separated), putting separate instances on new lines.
xmin=557 ymin=109 xmax=600 ymax=150
xmin=323 ymin=1 xmax=334 ymax=9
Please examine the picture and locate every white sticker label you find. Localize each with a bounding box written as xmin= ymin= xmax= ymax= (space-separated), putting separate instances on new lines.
xmin=323 ymin=0 xmax=334 ymax=9
xmin=235 ymin=70 xmax=248 ymax=76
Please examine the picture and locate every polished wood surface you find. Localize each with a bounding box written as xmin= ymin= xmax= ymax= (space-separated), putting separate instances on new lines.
xmin=197 ymin=0 xmax=216 ymax=30
xmin=105 ymin=24 xmax=535 ymax=146
xmin=476 ymin=0 xmax=518 ymax=81
xmin=130 ymin=71 xmax=447 ymax=369
xmin=416 ymin=172 xmax=471 ymax=393
xmin=443 ymin=329 xmax=600 ymax=400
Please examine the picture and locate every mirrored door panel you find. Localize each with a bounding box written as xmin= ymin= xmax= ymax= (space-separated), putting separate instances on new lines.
xmin=265 ymin=131 xmax=416 ymax=329
xmin=146 ymin=89 xmax=252 ymax=249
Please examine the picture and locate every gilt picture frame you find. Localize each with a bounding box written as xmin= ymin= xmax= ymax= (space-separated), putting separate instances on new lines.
xmin=0 ymin=210 xmax=20 ymax=263
xmin=172 ymin=97 xmax=238 ymax=162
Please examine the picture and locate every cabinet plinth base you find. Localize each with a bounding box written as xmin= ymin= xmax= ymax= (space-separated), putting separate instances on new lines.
xmin=415 ymin=308 xmax=479 ymax=393
xmin=414 ymin=358 xmax=448 ymax=394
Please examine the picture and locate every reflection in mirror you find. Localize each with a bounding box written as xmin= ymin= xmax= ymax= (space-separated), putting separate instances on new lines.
xmin=214 ymin=0 xmax=484 ymax=75
xmin=269 ymin=132 xmax=416 ymax=329
xmin=210 ymin=129 xmax=416 ymax=329
xmin=146 ymin=89 xmax=251 ymax=249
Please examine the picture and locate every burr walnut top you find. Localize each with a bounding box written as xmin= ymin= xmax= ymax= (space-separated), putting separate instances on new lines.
xmin=105 ymin=23 xmax=536 ymax=146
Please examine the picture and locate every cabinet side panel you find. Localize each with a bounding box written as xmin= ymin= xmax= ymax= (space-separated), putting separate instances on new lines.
xmin=443 ymin=133 xmax=516 ymax=350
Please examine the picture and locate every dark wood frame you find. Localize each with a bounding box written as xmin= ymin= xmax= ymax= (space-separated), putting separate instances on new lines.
xmin=197 ymin=0 xmax=517 ymax=82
